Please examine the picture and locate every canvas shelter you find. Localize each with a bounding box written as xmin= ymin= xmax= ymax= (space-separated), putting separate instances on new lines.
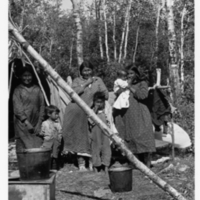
xmin=8 ymin=39 xmax=71 ymax=139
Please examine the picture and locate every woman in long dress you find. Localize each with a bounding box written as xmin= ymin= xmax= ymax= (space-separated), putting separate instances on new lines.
xmin=62 ymin=61 xmax=109 ymax=171
xmin=114 ymin=64 xmax=155 ymax=167
xmin=13 ymin=64 xmax=45 ymax=152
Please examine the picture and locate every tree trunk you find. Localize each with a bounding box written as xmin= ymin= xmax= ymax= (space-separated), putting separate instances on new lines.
xmin=19 ymin=0 xmax=25 ymax=32
xmin=132 ymin=24 xmax=140 ymax=63
xmin=71 ymin=0 xmax=83 ymax=66
xmin=9 ymin=21 xmax=187 ymax=200
xmin=154 ymin=3 xmax=161 ymax=68
xmin=95 ymin=0 xmax=104 ymax=59
xmin=69 ymin=31 xmax=74 ymax=69
xmin=118 ymin=0 xmax=133 ymax=63
xmin=165 ymin=0 xmax=181 ymax=104
xmin=112 ymin=4 xmax=117 ymax=61
xmin=102 ymin=0 xmax=110 ymax=62
xmin=180 ymin=5 xmax=187 ymax=93
xmin=123 ymin=6 xmax=131 ymax=60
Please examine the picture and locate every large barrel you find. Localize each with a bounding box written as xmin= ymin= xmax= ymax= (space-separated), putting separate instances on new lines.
xmin=17 ymin=148 xmax=51 ymax=181
xmin=108 ymin=166 xmax=132 ymax=192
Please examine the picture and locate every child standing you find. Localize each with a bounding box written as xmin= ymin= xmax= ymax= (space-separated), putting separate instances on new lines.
xmin=39 ymin=105 xmax=62 ymax=170
xmin=89 ymin=92 xmax=112 ymax=173
xmin=113 ymin=69 xmax=130 ymax=109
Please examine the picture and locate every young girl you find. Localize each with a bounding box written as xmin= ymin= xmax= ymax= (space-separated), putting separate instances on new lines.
xmin=40 ymin=105 xmax=62 ymax=169
xmin=113 ymin=69 xmax=130 ymax=109
xmin=89 ymin=92 xmax=112 ymax=173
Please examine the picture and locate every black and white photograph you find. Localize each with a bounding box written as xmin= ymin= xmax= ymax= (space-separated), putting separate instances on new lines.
xmin=7 ymin=0 xmax=195 ymax=199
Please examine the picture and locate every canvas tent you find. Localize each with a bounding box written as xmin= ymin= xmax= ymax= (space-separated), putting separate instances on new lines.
xmin=8 ymin=39 xmax=71 ymax=139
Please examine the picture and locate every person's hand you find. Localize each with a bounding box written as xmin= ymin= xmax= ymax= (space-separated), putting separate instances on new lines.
xmin=24 ymin=120 xmax=34 ymax=133
xmin=58 ymin=134 xmax=62 ymax=142
xmin=93 ymin=105 xmax=99 ymax=113
xmin=127 ymin=78 xmax=132 ymax=86
xmin=87 ymin=77 xmax=94 ymax=85
xmin=34 ymin=124 xmax=41 ymax=135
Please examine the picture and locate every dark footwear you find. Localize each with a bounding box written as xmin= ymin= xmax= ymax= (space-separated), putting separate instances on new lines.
xmin=51 ymin=158 xmax=59 ymax=170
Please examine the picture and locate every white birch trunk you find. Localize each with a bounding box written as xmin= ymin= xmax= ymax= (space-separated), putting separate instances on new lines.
xmin=155 ymin=3 xmax=161 ymax=68
xmin=112 ymin=4 xmax=117 ymax=61
xmin=96 ymin=0 xmax=104 ymax=59
xmin=102 ymin=0 xmax=110 ymax=62
xmin=166 ymin=0 xmax=181 ymax=102
xmin=9 ymin=21 xmax=188 ymax=200
xmin=118 ymin=0 xmax=133 ymax=63
xmin=180 ymin=5 xmax=187 ymax=93
xmin=71 ymin=0 xmax=83 ymax=66
xmin=132 ymin=24 xmax=140 ymax=63
xmin=69 ymin=31 xmax=74 ymax=69
xmin=123 ymin=7 xmax=131 ymax=60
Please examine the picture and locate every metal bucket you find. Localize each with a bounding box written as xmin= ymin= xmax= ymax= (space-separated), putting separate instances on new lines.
xmin=108 ymin=166 xmax=132 ymax=192
xmin=17 ymin=148 xmax=51 ymax=181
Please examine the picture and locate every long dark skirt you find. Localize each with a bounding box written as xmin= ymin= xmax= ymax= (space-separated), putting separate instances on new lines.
xmin=114 ymin=94 xmax=155 ymax=154
xmin=62 ymin=103 xmax=91 ymax=154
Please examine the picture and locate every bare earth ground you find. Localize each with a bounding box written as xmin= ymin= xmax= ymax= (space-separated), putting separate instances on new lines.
xmin=9 ymin=144 xmax=194 ymax=200
xmin=55 ymin=154 xmax=194 ymax=200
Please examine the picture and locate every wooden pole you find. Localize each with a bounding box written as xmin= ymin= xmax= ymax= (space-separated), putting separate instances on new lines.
xmin=155 ymin=68 xmax=175 ymax=162
xmin=14 ymin=41 xmax=50 ymax=106
xmin=9 ymin=22 xmax=187 ymax=200
xmin=9 ymin=62 xmax=14 ymax=97
xmin=156 ymin=68 xmax=161 ymax=86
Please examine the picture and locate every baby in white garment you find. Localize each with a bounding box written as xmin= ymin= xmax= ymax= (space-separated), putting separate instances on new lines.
xmin=113 ymin=70 xmax=130 ymax=109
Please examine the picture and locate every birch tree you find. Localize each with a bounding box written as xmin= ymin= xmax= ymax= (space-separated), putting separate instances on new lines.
xmin=118 ymin=0 xmax=132 ymax=63
xmin=102 ymin=0 xmax=110 ymax=62
xmin=165 ymin=0 xmax=181 ymax=102
xmin=123 ymin=2 xmax=132 ymax=60
xmin=95 ymin=0 xmax=104 ymax=59
xmin=179 ymin=4 xmax=187 ymax=93
xmin=154 ymin=0 xmax=163 ymax=68
xmin=71 ymin=0 xmax=83 ymax=66
xmin=112 ymin=2 xmax=117 ymax=61
xmin=132 ymin=23 xmax=140 ymax=63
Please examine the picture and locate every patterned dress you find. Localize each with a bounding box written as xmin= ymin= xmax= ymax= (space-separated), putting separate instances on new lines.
xmin=13 ymin=84 xmax=45 ymax=151
xmin=114 ymin=81 xmax=155 ymax=154
xmin=62 ymin=76 xmax=109 ymax=155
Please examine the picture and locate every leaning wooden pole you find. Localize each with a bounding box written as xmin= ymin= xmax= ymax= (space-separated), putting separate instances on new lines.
xmin=9 ymin=21 xmax=187 ymax=200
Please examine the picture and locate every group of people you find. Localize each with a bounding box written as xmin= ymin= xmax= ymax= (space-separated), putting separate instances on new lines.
xmin=12 ymin=60 xmax=155 ymax=172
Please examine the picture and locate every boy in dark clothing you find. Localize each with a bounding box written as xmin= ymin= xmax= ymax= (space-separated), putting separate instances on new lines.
xmin=89 ymin=92 xmax=111 ymax=173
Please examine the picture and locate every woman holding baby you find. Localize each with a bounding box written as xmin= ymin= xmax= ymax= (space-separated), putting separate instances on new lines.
xmin=113 ymin=63 xmax=155 ymax=167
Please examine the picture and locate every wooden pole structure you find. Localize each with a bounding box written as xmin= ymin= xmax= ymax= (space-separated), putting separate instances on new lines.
xmin=155 ymin=68 xmax=175 ymax=162
xmin=9 ymin=22 xmax=187 ymax=200
xmin=9 ymin=62 xmax=14 ymax=97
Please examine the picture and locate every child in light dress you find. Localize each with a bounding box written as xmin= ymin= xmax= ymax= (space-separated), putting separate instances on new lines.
xmin=39 ymin=105 xmax=62 ymax=170
xmin=113 ymin=70 xmax=130 ymax=109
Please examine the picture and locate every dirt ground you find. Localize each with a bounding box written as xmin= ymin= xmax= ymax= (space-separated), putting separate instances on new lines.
xmin=9 ymin=144 xmax=194 ymax=200
xmin=54 ymin=153 xmax=194 ymax=200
